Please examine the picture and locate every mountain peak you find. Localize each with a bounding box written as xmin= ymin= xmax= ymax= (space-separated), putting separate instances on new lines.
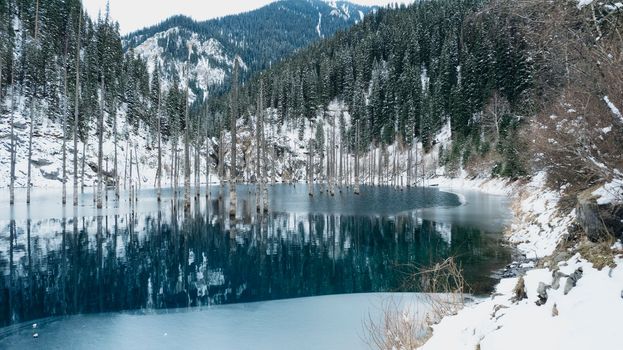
xmin=125 ymin=0 xmax=374 ymax=97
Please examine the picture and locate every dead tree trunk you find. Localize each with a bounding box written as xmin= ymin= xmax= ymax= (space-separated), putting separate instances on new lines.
xmin=329 ymin=115 xmax=336 ymax=196
xmin=96 ymin=78 xmax=105 ymax=209
xmin=183 ymin=63 xmax=191 ymax=212
xmin=73 ymin=11 xmax=81 ymax=206
xmin=26 ymin=0 xmax=40 ymax=205
xmin=219 ymin=129 xmax=224 ymax=200
xmin=256 ymin=82 xmax=263 ymax=212
xmin=9 ymin=62 xmax=16 ymax=205
xmin=113 ymin=97 xmax=119 ymax=200
xmin=156 ymin=85 xmax=162 ymax=202
xmin=229 ymin=58 xmax=240 ymax=219
xmin=62 ymin=37 xmax=69 ymax=205
xmin=354 ymin=121 xmax=360 ymax=195
xmin=271 ymin=122 xmax=276 ymax=185
xmin=261 ymin=106 xmax=269 ymax=213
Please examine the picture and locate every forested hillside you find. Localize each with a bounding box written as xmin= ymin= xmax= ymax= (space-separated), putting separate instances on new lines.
xmin=212 ymin=0 xmax=533 ymax=180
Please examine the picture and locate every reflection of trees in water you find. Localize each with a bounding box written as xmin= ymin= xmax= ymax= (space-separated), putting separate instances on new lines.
xmin=0 ymin=200 xmax=509 ymax=327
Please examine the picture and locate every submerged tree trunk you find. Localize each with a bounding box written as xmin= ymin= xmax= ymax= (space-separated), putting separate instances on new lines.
xmin=73 ymin=11 xmax=81 ymax=206
xmin=329 ymin=115 xmax=335 ymax=196
xmin=129 ymin=147 xmax=133 ymax=203
xmin=9 ymin=64 xmax=16 ymax=205
xmin=26 ymin=0 xmax=40 ymax=205
xmin=62 ymin=51 xmax=69 ymax=205
xmin=157 ymin=87 xmax=162 ymax=202
xmin=256 ymin=82 xmax=263 ymax=212
xmin=183 ymin=65 xmax=191 ymax=212
xmin=96 ymin=78 xmax=105 ymax=209
xmin=219 ymin=130 xmax=224 ymax=200
xmin=354 ymin=121 xmax=360 ymax=195
xmin=134 ymin=145 xmax=140 ymax=193
xmin=205 ymin=121 xmax=210 ymax=199
xmin=113 ymin=98 xmax=119 ymax=200
xmin=271 ymin=121 xmax=276 ymax=185
xmin=229 ymin=58 xmax=240 ymax=219
xmin=26 ymin=95 xmax=35 ymax=204
xmin=261 ymin=106 xmax=269 ymax=213
xmin=339 ymin=115 xmax=343 ymax=190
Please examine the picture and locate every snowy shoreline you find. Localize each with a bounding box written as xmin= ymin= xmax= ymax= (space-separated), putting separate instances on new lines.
xmin=420 ymin=173 xmax=623 ymax=350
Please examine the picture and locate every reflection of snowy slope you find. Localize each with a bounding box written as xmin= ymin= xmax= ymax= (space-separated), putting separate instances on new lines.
xmin=434 ymin=222 xmax=452 ymax=245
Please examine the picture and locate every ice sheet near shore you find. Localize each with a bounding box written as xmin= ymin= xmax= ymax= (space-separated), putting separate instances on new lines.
xmin=0 ymin=293 xmax=432 ymax=350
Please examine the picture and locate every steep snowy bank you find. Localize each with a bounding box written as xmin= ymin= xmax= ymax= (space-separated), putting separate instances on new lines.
xmin=420 ymin=172 xmax=623 ymax=349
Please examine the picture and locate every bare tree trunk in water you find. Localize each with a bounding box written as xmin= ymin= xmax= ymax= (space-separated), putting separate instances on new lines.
xmin=256 ymin=81 xmax=263 ymax=212
xmin=329 ymin=114 xmax=335 ymax=196
xmin=26 ymin=0 xmax=40 ymax=205
xmin=81 ymin=139 xmax=86 ymax=194
xmin=354 ymin=121 xmax=360 ymax=195
xmin=129 ymin=148 xmax=133 ymax=204
xmin=26 ymin=94 xmax=35 ymax=204
xmin=156 ymin=86 xmax=162 ymax=202
xmin=308 ymin=119 xmax=314 ymax=197
xmin=183 ymin=62 xmax=191 ymax=212
xmin=219 ymin=130 xmax=224 ymax=201
xmin=205 ymin=120 xmax=210 ymax=199
xmin=73 ymin=11 xmax=81 ymax=206
xmin=96 ymin=78 xmax=105 ymax=209
xmin=339 ymin=114 xmax=343 ymax=191
xmin=407 ymin=140 xmax=412 ymax=188
xmin=271 ymin=119 xmax=276 ymax=185
xmin=134 ymin=145 xmax=140 ymax=193
xmin=229 ymin=58 xmax=240 ymax=219
xmin=62 ymin=37 xmax=69 ymax=205
xmin=113 ymin=98 xmax=119 ymax=199
xmin=261 ymin=105 xmax=269 ymax=213
xmin=9 ymin=62 xmax=16 ymax=205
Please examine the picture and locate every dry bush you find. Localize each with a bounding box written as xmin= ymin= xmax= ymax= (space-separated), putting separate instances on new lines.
xmin=364 ymin=258 xmax=466 ymax=350
xmin=481 ymin=1 xmax=623 ymax=197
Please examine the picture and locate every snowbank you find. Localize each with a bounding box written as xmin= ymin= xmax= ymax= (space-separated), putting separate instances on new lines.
xmin=421 ymin=169 xmax=623 ymax=349
xmin=423 ymin=254 xmax=623 ymax=350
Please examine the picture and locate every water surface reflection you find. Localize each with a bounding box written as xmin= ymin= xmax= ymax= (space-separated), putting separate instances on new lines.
xmin=0 ymin=185 xmax=511 ymax=328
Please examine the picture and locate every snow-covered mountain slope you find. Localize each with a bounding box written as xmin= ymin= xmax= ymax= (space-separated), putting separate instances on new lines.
xmin=124 ymin=0 xmax=374 ymax=97
xmin=132 ymin=26 xmax=244 ymax=100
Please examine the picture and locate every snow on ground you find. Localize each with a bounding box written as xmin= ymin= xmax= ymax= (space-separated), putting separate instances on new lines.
xmin=577 ymin=0 xmax=594 ymax=9
xmin=428 ymin=176 xmax=514 ymax=197
xmin=423 ymin=254 xmax=623 ymax=350
xmin=422 ymin=167 xmax=622 ymax=349
xmin=592 ymin=176 xmax=623 ymax=205
xmin=507 ymin=172 xmax=574 ymax=259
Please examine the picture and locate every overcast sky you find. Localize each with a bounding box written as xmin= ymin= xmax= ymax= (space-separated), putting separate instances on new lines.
xmin=83 ymin=0 xmax=413 ymax=34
